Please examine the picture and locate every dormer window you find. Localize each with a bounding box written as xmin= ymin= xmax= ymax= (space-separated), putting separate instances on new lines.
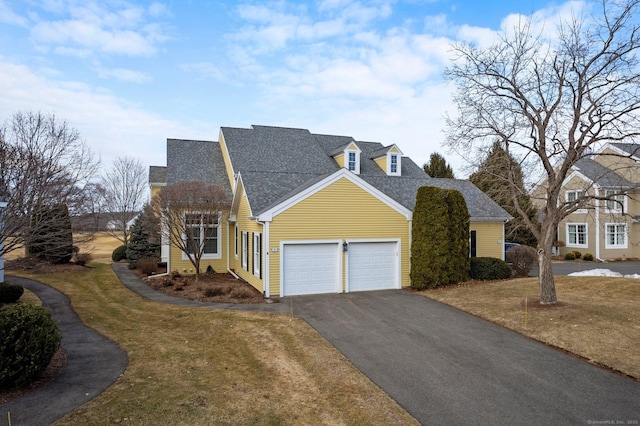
xmin=348 ymin=151 xmax=357 ymax=172
xmin=390 ymin=154 xmax=398 ymax=174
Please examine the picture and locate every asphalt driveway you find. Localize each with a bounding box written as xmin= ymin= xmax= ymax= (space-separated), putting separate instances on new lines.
xmin=288 ymin=290 xmax=640 ymax=425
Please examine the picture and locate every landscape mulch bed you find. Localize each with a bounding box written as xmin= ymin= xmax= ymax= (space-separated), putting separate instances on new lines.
xmin=142 ymin=271 xmax=269 ymax=304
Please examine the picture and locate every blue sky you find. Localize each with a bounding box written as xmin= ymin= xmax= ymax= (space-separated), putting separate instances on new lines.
xmin=0 ymin=0 xmax=585 ymax=176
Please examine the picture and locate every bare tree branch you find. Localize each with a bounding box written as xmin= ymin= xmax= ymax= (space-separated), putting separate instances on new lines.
xmin=445 ymin=0 xmax=640 ymax=304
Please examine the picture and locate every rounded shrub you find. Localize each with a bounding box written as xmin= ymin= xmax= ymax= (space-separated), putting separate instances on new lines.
xmin=112 ymin=245 xmax=127 ymax=262
xmin=0 ymin=284 xmax=25 ymax=304
xmin=564 ymin=251 xmax=576 ymax=260
xmin=470 ymin=257 xmax=512 ymax=281
xmin=571 ymin=250 xmax=582 ymax=259
xmin=505 ymin=245 xmax=537 ymax=277
xmin=0 ymin=304 xmax=62 ymax=388
xmin=583 ymin=253 xmax=594 ymax=261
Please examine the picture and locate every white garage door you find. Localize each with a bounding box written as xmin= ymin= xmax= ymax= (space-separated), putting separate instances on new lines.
xmin=282 ymin=243 xmax=340 ymax=296
xmin=348 ymin=242 xmax=398 ymax=292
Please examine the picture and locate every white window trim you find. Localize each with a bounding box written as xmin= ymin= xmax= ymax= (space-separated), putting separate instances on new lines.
xmin=566 ymin=223 xmax=588 ymax=248
xmin=234 ymin=225 xmax=238 ymax=259
xmin=604 ymin=190 xmax=626 ymax=213
xmin=253 ymin=232 xmax=261 ymax=278
xmin=605 ymin=222 xmax=627 ymax=249
xmin=388 ymin=153 xmax=401 ymax=176
xmin=241 ymin=231 xmax=249 ymax=271
xmin=344 ymin=147 xmax=361 ymax=175
xmin=181 ymin=212 xmax=222 ymax=260
xmin=566 ymin=190 xmax=587 ymax=214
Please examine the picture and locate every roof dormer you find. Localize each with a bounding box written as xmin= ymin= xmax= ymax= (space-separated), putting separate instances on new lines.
xmin=372 ymin=145 xmax=403 ymax=176
xmin=332 ymin=142 xmax=361 ymax=175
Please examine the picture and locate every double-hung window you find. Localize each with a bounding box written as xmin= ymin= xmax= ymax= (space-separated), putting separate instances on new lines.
xmin=253 ymin=233 xmax=261 ymax=278
xmin=605 ymin=190 xmax=626 ymax=213
xmin=241 ymin=231 xmax=249 ymax=271
xmin=566 ymin=190 xmax=586 ymax=213
xmin=566 ymin=223 xmax=587 ymax=248
xmin=184 ymin=212 xmax=221 ymax=259
xmin=605 ymin=223 xmax=627 ymax=248
xmin=348 ymin=151 xmax=357 ymax=172
xmin=390 ymin=154 xmax=398 ymax=174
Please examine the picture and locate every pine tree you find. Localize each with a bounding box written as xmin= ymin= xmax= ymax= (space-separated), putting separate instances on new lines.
xmin=423 ymin=152 xmax=455 ymax=178
xmin=126 ymin=204 xmax=161 ymax=264
xmin=469 ymin=142 xmax=537 ymax=246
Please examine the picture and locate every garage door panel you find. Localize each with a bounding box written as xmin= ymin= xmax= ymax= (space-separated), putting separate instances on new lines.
xmin=349 ymin=242 xmax=397 ymax=292
xmin=283 ymin=243 xmax=339 ymax=296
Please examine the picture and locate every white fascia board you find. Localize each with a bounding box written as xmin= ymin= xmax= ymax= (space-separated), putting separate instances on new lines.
xmin=258 ymin=168 xmax=412 ymax=222
xmin=604 ymin=143 xmax=640 ymax=161
xmin=562 ymin=169 xmax=596 ymax=188
xmin=230 ymin=172 xmax=252 ymax=220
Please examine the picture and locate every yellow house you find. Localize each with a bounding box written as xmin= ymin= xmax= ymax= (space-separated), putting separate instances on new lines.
xmin=150 ymin=125 xmax=511 ymax=297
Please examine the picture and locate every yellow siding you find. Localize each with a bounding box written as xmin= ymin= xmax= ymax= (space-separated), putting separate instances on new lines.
xmin=334 ymin=152 xmax=345 ymax=168
xmin=594 ymin=147 xmax=640 ymax=183
xmin=374 ymin=156 xmax=386 ymax=172
xmin=150 ymin=185 xmax=162 ymax=199
xmin=389 ymin=146 xmax=400 ymax=153
xmin=471 ymin=222 xmax=504 ymax=259
xmin=268 ymin=177 xmax=410 ymax=296
xmin=232 ymin=191 xmax=265 ymax=293
xmin=168 ymin=212 xmax=229 ymax=275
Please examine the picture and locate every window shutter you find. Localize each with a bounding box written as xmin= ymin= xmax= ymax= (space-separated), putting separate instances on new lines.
xmin=250 ymin=233 xmax=254 ymax=274
xmin=259 ymin=233 xmax=263 ymax=279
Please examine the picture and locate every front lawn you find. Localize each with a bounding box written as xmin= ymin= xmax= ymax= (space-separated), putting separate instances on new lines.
xmin=10 ymin=264 xmax=417 ymax=425
xmin=421 ymin=276 xmax=640 ymax=380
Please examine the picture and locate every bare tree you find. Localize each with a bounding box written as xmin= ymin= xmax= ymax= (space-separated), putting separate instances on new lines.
xmin=0 ymin=111 xmax=99 ymax=261
xmin=445 ymin=0 xmax=640 ymax=304
xmin=153 ymin=181 xmax=230 ymax=279
xmin=101 ymin=156 xmax=148 ymax=245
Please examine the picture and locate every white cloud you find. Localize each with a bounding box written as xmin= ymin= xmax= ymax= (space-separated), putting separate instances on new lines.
xmin=0 ymin=59 xmax=209 ymax=171
xmin=97 ymin=67 xmax=152 ymax=83
xmin=0 ymin=0 xmax=27 ymax=26
xmin=28 ymin=1 xmax=171 ymax=57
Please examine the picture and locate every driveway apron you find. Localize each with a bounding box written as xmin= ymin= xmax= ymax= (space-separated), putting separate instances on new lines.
xmin=1 ymin=276 xmax=128 ymax=426
xmin=287 ymin=290 xmax=640 ymax=425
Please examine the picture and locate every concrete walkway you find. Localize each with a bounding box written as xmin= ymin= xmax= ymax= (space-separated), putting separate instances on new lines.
xmin=0 ymin=276 xmax=128 ymax=425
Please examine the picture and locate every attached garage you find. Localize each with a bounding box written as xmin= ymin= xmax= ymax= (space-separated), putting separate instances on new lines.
xmin=282 ymin=242 xmax=341 ymax=296
xmin=281 ymin=240 xmax=400 ymax=296
xmin=347 ymin=241 xmax=399 ymax=292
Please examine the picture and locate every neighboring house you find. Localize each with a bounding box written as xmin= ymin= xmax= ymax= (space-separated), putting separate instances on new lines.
xmin=150 ymin=125 xmax=511 ymax=297
xmin=535 ymin=143 xmax=640 ymax=261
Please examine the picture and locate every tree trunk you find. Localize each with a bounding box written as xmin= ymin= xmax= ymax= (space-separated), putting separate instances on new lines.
xmin=537 ymin=242 xmax=557 ymax=305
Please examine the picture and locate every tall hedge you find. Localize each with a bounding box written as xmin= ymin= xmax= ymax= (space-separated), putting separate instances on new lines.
xmin=410 ymin=186 xmax=451 ymax=289
xmin=27 ymin=204 xmax=73 ymax=264
xmin=410 ymin=186 xmax=470 ymax=289
xmin=445 ymin=189 xmax=470 ymax=283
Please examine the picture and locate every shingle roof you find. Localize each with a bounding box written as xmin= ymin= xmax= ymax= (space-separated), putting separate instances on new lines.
xmin=221 ymin=125 xmax=511 ymax=220
xmin=148 ymin=166 xmax=167 ymax=184
xmin=610 ymin=143 xmax=640 ymax=158
xmin=165 ymin=139 xmax=231 ymax=197
xmin=573 ymin=158 xmax=634 ymax=188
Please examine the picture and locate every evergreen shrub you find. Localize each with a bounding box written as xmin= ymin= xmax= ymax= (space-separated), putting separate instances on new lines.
xmin=571 ymin=250 xmax=582 ymax=259
xmin=470 ymin=257 xmax=512 ymax=280
xmin=0 ymin=284 xmax=24 ymax=304
xmin=564 ymin=252 xmax=576 ymax=260
xmin=112 ymin=245 xmax=127 ymax=262
xmin=583 ymin=253 xmax=594 ymax=261
xmin=0 ymin=304 xmax=61 ymax=388
xmin=505 ymin=245 xmax=537 ymax=277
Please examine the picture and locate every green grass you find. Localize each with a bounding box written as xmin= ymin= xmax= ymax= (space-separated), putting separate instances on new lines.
xmin=421 ymin=276 xmax=640 ymax=380
xmin=10 ymin=264 xmax=417 ymax=425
